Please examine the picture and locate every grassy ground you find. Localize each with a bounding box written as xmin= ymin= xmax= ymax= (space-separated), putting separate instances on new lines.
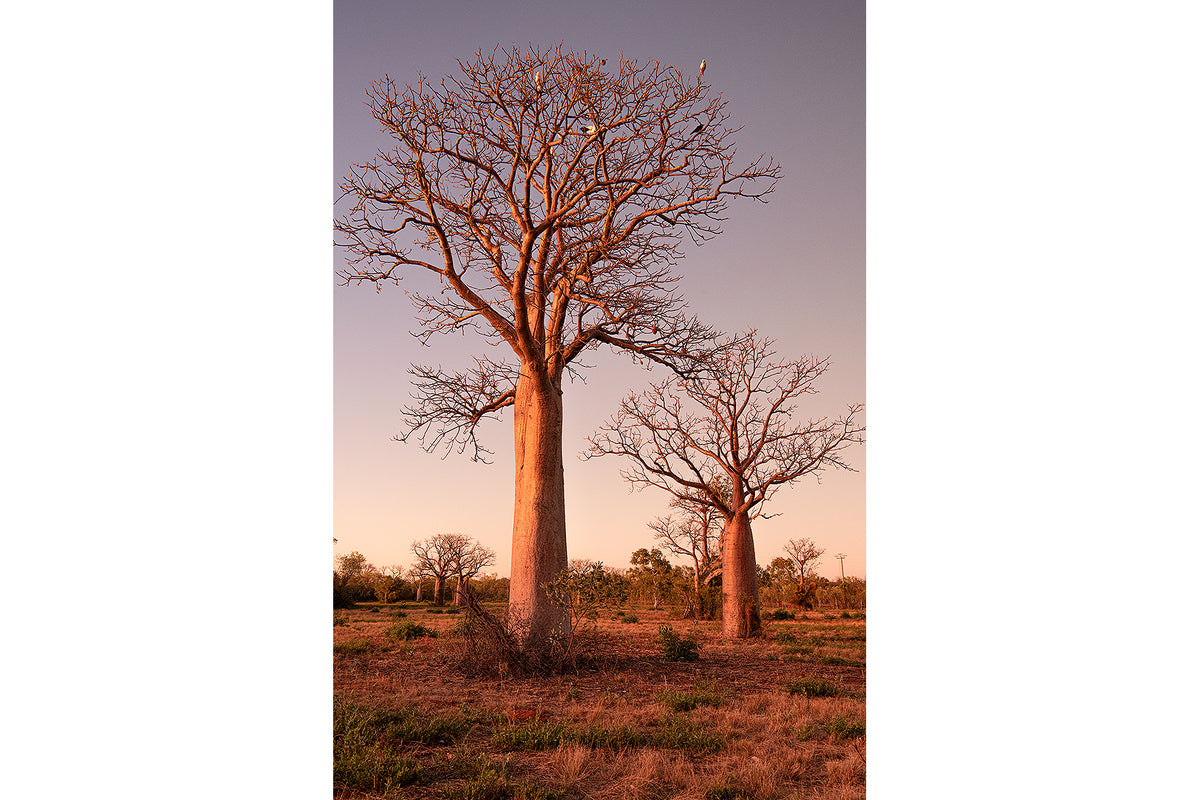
xmin=334 ymin=603 xmax=865 ymax=799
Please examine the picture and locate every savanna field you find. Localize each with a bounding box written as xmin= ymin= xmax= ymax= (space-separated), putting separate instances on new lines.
xmin=334 ymin=604 xmax=866 ymax=799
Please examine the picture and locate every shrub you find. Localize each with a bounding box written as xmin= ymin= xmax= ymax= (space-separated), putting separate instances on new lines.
xmin=785 ymin=677 xmax=842 ymax=698
xmin=764 ymin=608 xmax=795 ymax=621
xmin=657 ymin=625 xmax=700 ymax=662
xmin=333 ymin=613 xmax=348 ymax=627
xmin=619 ymin=613 xmax=639 ymax=624
xmin=826 ymin=713 xmax=866 ymax=741
xmin=386 ymin=621 xmax=438 ymax=641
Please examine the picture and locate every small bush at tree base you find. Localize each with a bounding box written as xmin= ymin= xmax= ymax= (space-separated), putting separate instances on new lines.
xmin=657 ymin=625 xmax=700 ymax=662
xmin=764 ymin=608 xmax=795 ymax=621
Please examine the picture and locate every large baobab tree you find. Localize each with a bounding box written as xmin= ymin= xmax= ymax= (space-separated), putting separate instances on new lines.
xmin=337 ymin=44 xmax=779 ymax=649
xmin=585 ymin=332 xmax=864 ymax=638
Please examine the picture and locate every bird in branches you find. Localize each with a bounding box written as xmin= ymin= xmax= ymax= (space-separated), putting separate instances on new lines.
xmin=699 ymin=59 xmax=706 ymax=76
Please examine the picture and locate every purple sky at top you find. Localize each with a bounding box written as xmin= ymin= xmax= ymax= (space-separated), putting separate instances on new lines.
xmin=333 ymin=0 xmax=865 ymax=579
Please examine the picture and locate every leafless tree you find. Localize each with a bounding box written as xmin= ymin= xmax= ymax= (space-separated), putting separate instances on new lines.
xmin=584 ymin=332 xmax=863 ymax=638
xmin=783 ymin=537 xmax=825 ymax=584
xmin=648 ymin=490 xmax=724 ymax=614
xmin=337 ymin=44 xmax=779 ymax=649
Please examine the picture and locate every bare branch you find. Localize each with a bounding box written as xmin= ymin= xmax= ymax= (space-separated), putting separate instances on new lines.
xmin=397 ymin=356 xmax=518 ymax=462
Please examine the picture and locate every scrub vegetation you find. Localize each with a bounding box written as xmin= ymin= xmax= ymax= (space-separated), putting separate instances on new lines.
xmin=334 ymin=602 xmax=865 ymax=799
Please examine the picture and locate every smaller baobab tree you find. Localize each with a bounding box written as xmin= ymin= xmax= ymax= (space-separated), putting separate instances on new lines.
xmin=585 ymin=332 xmax=863 ymax=638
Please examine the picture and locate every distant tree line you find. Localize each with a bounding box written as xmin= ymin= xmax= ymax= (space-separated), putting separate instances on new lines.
xmin=333 ymin=535 xmax=508 ymax=609
xmin=334 ymin=535 xmax=862 ymax=613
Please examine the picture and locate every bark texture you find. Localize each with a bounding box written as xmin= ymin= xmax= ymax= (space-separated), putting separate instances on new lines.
xmin=720 ymin=510 xmax=761 ymax=638
xmin=507 ymin=371 xmax=570 ymax=648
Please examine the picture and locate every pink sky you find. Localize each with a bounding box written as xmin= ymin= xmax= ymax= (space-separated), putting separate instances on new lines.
xmin=334 ymin=0 xmax=865 ymax=579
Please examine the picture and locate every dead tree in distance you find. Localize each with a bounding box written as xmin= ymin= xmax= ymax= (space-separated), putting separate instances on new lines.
xmin=584 ymin=332 xmax=863 ymax=638
xmin=337 ymin=44 xmax=779 ymax=650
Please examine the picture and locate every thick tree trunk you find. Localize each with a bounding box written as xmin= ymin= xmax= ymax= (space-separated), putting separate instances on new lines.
xmin=720 ymin=510 xmax=761 ymax=638
xmin=415 ymin=580 xmax=423 ymax=602
xmin=508 ymin=369 xmax=570 ymax=650
xmin=433 ymin=575 xmax=445 ymax=606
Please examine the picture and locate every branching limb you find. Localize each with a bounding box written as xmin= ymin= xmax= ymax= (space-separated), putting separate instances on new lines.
xmin=398 ymin=357 xmax=519 ymax=462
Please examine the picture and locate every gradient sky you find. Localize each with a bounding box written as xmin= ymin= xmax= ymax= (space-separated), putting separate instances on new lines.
xmin=333 ymin=0 xmax=865 ymax=580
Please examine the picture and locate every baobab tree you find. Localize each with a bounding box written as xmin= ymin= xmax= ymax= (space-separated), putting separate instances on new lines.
xmin=584 ymin=332 xmax=864 ymax=638
xmin=410 ymin=534 xmax=466 ymax=606
xmin=451 ymin=539 xmax=497 ymax=606
xmin=336 ymin=44 xmax=779 ymax=649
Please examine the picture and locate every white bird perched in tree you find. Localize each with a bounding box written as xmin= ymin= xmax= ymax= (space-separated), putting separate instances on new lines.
xmin=581 ymin=123 xmax=599 ymax=136
xmin=699 ymin=59 xmax=706 ymax=76
xmin=534 ymin=71 xmax=542 ymax=90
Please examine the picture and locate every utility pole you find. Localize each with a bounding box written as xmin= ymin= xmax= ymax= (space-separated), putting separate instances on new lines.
xmin=835 ymin=553 xmax=847 ymax=609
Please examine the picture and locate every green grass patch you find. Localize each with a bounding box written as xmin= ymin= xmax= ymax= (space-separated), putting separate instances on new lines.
xmin=785 ymin=677 xmax=843 ymax=698
xmin=333 ymin=638 xmax=376 ymax=655
xmin=826 ymin=713 xmax=866 ymax=740
xmin=763 ymin=608 xmax=795 ymax=621
xmin=333 ymin=697 xmax=432 ymax=794
xmin=656 ymin=686 xmax=723 ymax=712
xmin=652 ymin=715 xmax=724 ymax=753
xmin=567 ymin=724 xmax=647 ymax=749
xmin=491 ymin=720 xmax=568 ymax=751
xmin=439 ymin=751 xmax=566 ymax=800
xmin=816 ymin=655 xmax=862 ymax=667
xmin=795 ymin=722 xmax=824 ymax=741
xmin=619 ymin=613 xmax=639 ymax=624
xmin=706 ymin=787 xmax=754 ymax=800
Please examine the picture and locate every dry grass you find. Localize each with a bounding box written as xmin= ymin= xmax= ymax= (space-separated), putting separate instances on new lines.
xmin=334 ymin=603 xmax=865 ymax=799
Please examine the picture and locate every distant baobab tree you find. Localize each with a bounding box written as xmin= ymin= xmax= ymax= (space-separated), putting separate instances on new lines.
xmin=585 ymin=332 xmax=863 ymax=638
xmin=783 ymin=537 xmax=825 ymax=584
xmin=337 ymin=43 xmax=779 ymax=650
xmin=648 ymin=490 xmax=725 ymax=617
